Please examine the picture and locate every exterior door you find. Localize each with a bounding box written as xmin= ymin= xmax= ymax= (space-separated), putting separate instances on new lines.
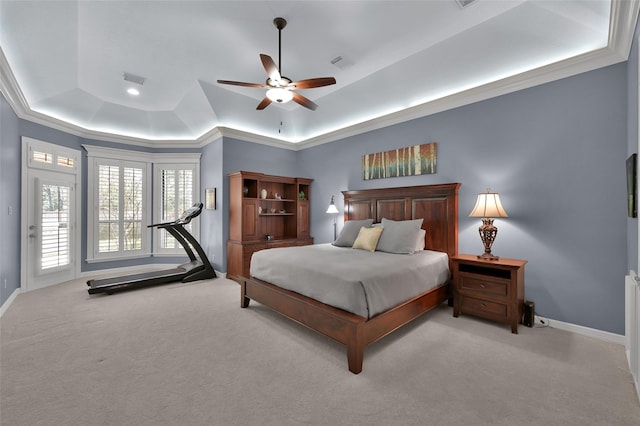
xmin=21 ymin=138 xmax=80 ymax=291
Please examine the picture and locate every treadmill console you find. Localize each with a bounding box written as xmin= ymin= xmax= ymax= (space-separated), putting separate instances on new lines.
xmin=177 ymin=202 xmax=203 ymax=224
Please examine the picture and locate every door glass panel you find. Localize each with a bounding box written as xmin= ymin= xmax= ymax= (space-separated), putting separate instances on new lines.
xmin=57 ymin=156 xmax=74 ymax=168
xmin=40 ymin=184 xmax=70 ymax=270
xmin=33 ymin=150 xmax=53 ymax=164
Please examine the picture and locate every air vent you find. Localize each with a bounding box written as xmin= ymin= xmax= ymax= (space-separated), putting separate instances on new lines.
xmin=330 ymin=55 xmax=352 ymax=70
xmin=456 ymin=0 xmax=477 ymax=8
xmin=123 ymin=72 xmax=146 ymax=85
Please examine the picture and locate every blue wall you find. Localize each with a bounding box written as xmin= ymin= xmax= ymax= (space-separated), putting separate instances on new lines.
xmin=0 ymin=94 xmax=21 ymax=306
xmin=299 ymin=63 xmax=629 ymax=335
xmin=200 ymin=137 xmax=224 ymax=271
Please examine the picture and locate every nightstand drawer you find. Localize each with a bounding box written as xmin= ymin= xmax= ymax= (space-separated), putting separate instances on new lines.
xmin=461 ymin=296 xmax=508 ymax=319
xmin=459 ymin=273 xmax=508 ymax=297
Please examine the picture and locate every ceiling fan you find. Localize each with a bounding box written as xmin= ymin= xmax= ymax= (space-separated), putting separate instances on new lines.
xmin=217 ymin=17 xmax=336 ymax=111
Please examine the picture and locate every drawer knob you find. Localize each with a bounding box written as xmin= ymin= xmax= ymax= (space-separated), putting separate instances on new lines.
xmin=480 ymin=303 xmax=486 ymax=309
xmin=480 ymin=284 xmax=486 ymax=288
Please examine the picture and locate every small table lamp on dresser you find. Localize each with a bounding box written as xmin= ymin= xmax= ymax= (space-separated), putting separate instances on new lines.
xmin=469 ymin=188 xmax=508 ymax=260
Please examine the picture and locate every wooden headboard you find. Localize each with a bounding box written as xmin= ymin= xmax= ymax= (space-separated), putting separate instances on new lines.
xmin=342 ymin=183 xmax=460 ymax=259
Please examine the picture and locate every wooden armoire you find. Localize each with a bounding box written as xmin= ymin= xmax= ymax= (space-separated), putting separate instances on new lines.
xmin=227 ymin=171 xmax=313 ymax=282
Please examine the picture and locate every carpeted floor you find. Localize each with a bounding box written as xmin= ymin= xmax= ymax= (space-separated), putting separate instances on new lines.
xmin=1 ymin=276 xmax=639 ymax=426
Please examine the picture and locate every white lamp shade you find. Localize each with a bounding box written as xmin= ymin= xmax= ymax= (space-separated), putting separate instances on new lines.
xmin=469 ymin=191 xmax=508 ymax=218
xmin=326 ymin=204 xmax=339 ymax=214
xmin=266 ymin=88 xmax=293 ymax=103
xmin=326 ymin=195 xmax=339 ymax=214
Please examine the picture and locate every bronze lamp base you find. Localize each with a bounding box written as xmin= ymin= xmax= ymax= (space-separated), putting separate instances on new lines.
xmin=477 ymin=218 xmax=499 ymax=260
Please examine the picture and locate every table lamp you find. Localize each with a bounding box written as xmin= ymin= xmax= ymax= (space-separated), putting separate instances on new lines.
xmin=469 ymin=188 xmax=508 ymax=260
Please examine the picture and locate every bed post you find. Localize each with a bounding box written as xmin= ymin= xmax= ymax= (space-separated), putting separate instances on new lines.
xmin=240 ymin=279 xmax=250 ymax=308
xmin=347 ymin=323 xmax=365 ymax=374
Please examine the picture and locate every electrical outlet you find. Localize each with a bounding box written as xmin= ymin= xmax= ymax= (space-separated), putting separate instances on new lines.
xmin=534 ymin=316 xmax=548 ymax=326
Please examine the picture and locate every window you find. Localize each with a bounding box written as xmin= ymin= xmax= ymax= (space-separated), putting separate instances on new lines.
xmin=86 ymin=151 xmax=150 ymax=261
xmin=153 ymin=161 xmax=200 ymax=255
xmin=97 ymin=162 xmax=145 ymax=254
xmin=33 ymin=150 xmax=53 ymax=164
xmin=85 ymin=145 xmax=200 ymax=262
xmin=28 ymin=140 xmax=79 ymax=174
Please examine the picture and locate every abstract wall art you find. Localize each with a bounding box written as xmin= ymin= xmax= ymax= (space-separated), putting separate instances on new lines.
xmin=362 ymin=142 xmax=436 ymax=180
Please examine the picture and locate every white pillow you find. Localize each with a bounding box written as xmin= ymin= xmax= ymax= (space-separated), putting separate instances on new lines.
xmin=414 ymin=229 xmax=426 ymax=252
xmin=376 ymin=218 xmax=424 ymax=254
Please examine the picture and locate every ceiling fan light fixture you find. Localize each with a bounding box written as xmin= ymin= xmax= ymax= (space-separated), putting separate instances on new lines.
xmin=266 ymin=87 xmax=293 ymax=103
xmin=217 ymin=17 xmax=335 ymax=111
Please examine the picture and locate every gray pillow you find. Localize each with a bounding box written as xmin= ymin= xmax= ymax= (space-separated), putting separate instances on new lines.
xmin=332 ymin=219 xmax=374 ymax=247
xmin=376 ymin=218 xmax=424 ymax=254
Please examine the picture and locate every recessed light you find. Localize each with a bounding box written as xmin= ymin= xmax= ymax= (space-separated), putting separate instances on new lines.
xmin=127 ymin=87 xmax=140 ymax=96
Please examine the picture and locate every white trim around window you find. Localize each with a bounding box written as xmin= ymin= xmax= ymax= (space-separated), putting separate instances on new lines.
xmin=85 ymin=147 xmax=151 ymax=262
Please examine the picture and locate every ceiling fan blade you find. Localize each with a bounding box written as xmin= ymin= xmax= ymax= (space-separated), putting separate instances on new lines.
xmin=292 ymin=92 xmax=317 ymax=111
xmin=217 ymin=80 xmax=269 ymax=89
xmin=260 ymin=54 xmax=281 ymax=82
xmin=289 ymin=77 xmax=336 ymax=90
xmin=256 ymin=97 xmax=272 ymax=110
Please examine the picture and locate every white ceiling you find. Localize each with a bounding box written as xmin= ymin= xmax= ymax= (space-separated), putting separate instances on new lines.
xmin=0 ymin=1 xmax=638 ymax=149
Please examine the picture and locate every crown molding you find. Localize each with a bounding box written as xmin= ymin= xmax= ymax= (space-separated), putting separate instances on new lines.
xmin=2 ymin=1 xmax=638 ymax=151
xmin=217 ymin=127 xmax=301 ymax=151
xmin=609 ymin=0 xmax=640 ymax=58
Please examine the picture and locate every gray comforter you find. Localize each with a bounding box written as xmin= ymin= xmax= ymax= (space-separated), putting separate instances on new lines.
xmin=249 ymin=243 xmax=450 ymax=319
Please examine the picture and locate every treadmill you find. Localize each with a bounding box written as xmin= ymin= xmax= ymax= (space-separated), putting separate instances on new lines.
xmin=87 ymin=202 xmax=216 ymax=295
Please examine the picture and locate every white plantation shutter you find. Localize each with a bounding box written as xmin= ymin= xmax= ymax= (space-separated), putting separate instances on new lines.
xmin=123 ymin=166 xmax=143 ymax=251
xmin=98 ymin=165 xmax=119 ymax=253
xmin=158 ymin=167 xmax=195 ymax=251
xmin=40 ymin=184 xmax=70 ymax=269
xmin=86 ymin=148 xmax=150 ymax=261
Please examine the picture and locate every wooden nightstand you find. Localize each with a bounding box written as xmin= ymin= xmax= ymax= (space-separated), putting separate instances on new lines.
xmin=452 ymin=254 xmax=527 ymax=334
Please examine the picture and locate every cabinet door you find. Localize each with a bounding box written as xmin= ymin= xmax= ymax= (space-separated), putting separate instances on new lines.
xmin=242 ymin=199 xmax=259 ymax=240
xmin=297 ymin=200 xmax=310 ymax=238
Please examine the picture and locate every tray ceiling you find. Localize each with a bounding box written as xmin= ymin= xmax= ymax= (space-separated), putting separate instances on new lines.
xmin=0 ymin=1 xmax=638 ymax=149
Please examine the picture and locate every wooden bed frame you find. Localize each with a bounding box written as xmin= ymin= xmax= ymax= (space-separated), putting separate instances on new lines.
xmin=240 ymin=183 xmax=460 ymax=374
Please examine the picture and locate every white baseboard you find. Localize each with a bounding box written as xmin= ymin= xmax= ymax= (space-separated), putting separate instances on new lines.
xmin=535 ymin=315 xmax=625 ymax=346
xmin=0 ymin=288 xmax=21 ymax=318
